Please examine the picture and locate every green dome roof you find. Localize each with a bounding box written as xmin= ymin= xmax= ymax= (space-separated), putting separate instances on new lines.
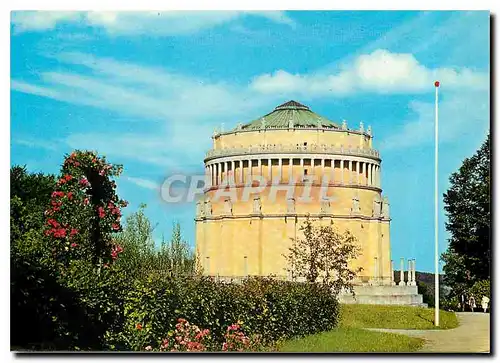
xmin=237 ymin=100 xmax=340 ymax=131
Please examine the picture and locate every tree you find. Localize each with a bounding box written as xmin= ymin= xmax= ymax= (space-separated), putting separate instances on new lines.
xmin=114 ymin=203 xmax=158 ymax=276
xmin=283 ymin=216 xmax=362 ymax=295
xmin=115 ymin=206 xmax=196 ymax=278
xmin=442 ymin=134 xmax=490 ymax=295
xmin=10 ymin=165 xmax=56 ymax=243
xmin=167 ymin=222 xmax=196 ymax=275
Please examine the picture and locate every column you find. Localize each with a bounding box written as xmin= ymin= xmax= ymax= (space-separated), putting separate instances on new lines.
xmin=239 ymin=160 xmax=243 ymax=185
xmin=391 ymin=260 xmax=396 ymax=285
xmin=331 ymin=159 xmax=335 ymax=184
xmin=225 ymin=161 xmax=229 ymax=183
xmin=205 ymin=166 xmax=210 ymax=188
xmin=341 ymin=160 xmax=344 ymax=184
xmin=356 ymin=160 xmax=360 ymax=184
xmin=321 ymin=158 xmax=325 ymax=183
xmin=278 ymin=158 xmax=282 ymax=183
xmin=268 ymin=158 xmax=272 ymax=182
xmin=231 ymin=160 xmax=235 ymax=184
xmin=258 ymin=158 xmax=262 ymax=177
xmin=300 ymin=158 xmax=304 ymax=181
xmin=410 ymin=259 xmax=417 ymax=286
xmin=379 ymin=165 xmax=382 ymax=188
xmin=413 ymin=259 xmax=417 ymax=285
xmin=362 ymin=162 xmax=366 ymax=186
xmin=399 ymin=258 xmax=406 ymax=286
xmin=210 ymin=164 xmax=214 ymax=186
xmin=246 ymin=159 xmax=252 ymax=183
xmin=348 ymin=160 xmax=353 ymax=184
xmin=368 ymin=163 xmax=372 ymax=186
xmin=288 ymin=158 xmax=293 ymax=183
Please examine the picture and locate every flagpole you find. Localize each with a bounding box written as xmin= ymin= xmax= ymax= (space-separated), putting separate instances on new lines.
xmin=434 ymin=80 xmax=440 ymax=327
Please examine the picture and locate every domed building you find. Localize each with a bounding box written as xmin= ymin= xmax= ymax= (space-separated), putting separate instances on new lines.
xmin=195 ymin=101 xmax=422 ymax=303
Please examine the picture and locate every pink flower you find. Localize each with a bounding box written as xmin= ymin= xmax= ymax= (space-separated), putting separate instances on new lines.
xmin=79 ymin=178 xmax=90 ymax=187
xmin=53 ymin=228 xmax=67 ymax=238
xmin=145 ymin=346 xmax=152 ymax=351
xmin=98 ymin=206 xmax=105 ymax=218
xmin=70 ymin=228 xmax=78 ymax=236
xmin=70 ymin=242 xmax=78 ymax=248
xmin=112 ymin=223 xmax=120 ymax=231
xmin=83 ymin=198 xmax=89 ymax=206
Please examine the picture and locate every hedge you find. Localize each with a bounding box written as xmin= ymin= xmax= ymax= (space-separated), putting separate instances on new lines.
xmin=105 ymin=275 xmax=340 ymax=350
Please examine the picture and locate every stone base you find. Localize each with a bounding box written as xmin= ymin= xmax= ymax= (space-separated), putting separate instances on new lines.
xmin=339 ymin=285 xmax=426 ymax=307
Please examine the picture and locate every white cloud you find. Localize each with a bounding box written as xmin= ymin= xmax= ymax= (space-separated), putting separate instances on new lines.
xmin=124 ymin=176 xmax=159 ymax=191
xmin=11 ymin=11 xmax=294 ymax=35
xmin=12 ymin=137 xmax=59 ymax=151
xmin=65 ymin=133 xmax=186 ymax=167
xmin=380 ymin=90 xmax=489 ymax=150
xmin=11 ymin=52 xmax=278 ymax=169
xmin=10 ymin=11 xmax=82 ymax=32
xmin=250 ymin=49 xmax=489 ymax=96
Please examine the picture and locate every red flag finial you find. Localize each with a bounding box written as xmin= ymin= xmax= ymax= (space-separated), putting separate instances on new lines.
xmin=434 ymin=81 xmax=440 ymax=87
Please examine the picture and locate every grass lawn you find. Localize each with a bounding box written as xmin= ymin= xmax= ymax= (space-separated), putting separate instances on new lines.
xmin=277 ymin=328 xmax=424 ymax=353
xmin=275 ymin=304 xmax=458 ymax=352
xmin=340 ymin=304 xmax=459 ymax=330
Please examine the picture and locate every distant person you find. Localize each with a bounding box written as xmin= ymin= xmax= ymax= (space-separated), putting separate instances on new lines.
xmin=469 ymin=296 xmax=476 ymax=312
xmin=481 ymin=296 xmax=490 ymax=313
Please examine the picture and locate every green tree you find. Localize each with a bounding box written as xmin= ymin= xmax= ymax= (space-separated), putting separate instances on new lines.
xmin=10 ymin=165 xmax=56 ymax=242
xmin=442 ymin=134 xmax=490 ymax=295
xmin=167 ymin=222 xmax=195 ymax=276
xmin=115 ymin=203 xmax=157 ymax=277
xmin=283 ymin=216 xmax=362 ymax=295
xmin=115 ymin=206 xmax=196 ymax=279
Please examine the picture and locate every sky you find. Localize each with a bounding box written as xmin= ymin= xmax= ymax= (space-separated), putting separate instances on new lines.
xmin=10 ymin=10 xmax=490 ymax=273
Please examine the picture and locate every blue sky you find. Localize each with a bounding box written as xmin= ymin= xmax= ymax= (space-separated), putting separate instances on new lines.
xmin=10 ymin=11 xmax=490 ymax=272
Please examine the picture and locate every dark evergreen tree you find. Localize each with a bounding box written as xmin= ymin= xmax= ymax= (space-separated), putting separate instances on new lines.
xmin=442 ymin=134 xmax=490 ymax=294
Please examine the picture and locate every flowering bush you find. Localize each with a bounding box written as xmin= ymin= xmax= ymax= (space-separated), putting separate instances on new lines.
xmin=145 ymin=319 xmax=266 ymax=352
xmin=222 ymin=323 xmax=264 ymax=352
xmin=44 ymin=150 xmax=128 ymax=266
xmin=145 ymin=318 xmax=210 ymax=352
xmin=116 ymin=276 xmax=339 ymax=352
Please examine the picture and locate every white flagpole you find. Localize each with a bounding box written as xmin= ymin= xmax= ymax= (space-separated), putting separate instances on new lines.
xmin=434 ymin=81 xmax=440 ymax=326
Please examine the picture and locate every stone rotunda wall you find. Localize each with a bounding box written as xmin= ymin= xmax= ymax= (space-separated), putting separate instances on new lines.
xmin=195 ymin=101 xmax=396 ymax=286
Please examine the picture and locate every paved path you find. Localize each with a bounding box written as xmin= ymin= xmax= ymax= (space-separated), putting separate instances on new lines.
xmin=367 ymin=312 xmax=490 ymax=353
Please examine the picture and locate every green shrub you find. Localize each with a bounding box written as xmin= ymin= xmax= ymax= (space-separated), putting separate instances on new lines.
xmin=111 ymin=276 xmax=340 ymax=350
xmin=469 ymin=280 xmax=490 ymax=301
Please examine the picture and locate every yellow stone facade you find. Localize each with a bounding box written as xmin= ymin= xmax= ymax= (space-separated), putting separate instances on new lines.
xmin=195 ymin=101 xmax=393 ymax=285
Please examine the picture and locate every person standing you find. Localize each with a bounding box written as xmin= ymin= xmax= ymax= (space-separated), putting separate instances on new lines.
xmin=469 ymin=296 xmax=477 ymax=312
xmin=481 ymin=296 xmax=490 ymax=313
